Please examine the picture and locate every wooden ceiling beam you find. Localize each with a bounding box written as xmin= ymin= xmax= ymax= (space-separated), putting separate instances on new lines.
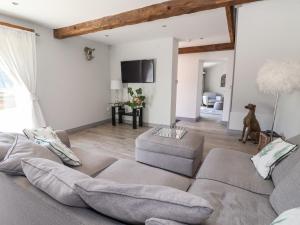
xmin=54 ymin=0 xmax=257 ymax=39
xmin=178 ymin=43 xmax=234 ymax=54
xmin=0 ymin=21 xmax=34 ymax=33
xmin=225 ymin=6 xmax=235 ymax=44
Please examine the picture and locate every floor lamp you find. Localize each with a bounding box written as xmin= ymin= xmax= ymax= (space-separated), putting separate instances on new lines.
xmin=257 ymin=60 xmax=300 ymax=140
xmin=110 ymin=80 xmax=122 ymax=103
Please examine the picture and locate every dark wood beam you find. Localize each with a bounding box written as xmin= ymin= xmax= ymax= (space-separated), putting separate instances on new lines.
xmin=178 ymin=43 xmax=234 ymax=54
xmin=0 ymin=21 xmax=34 ymax=33
xmin=54 ymin=0 xmax=257 ymax=39
xmin=225 ymin=6 xmax=235 ymax=43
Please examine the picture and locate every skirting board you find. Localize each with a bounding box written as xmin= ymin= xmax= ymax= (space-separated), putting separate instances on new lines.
xmin=176 ymin=117 xmax=200 ymax=122
xmin=121 ymin=119 xmax=164 ymax=128
xmin=66 ymin=119 xmax=111 ymax=133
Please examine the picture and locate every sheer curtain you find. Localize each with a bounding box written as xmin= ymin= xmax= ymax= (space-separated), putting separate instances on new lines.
xmin=0 ymin=25 xmax=46 ymax=132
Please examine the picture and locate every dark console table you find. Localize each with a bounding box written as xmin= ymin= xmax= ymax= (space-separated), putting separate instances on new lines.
xmin=111 ymin=105 xmax=143 ymax=129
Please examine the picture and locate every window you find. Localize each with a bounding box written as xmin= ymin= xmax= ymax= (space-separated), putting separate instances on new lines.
xmin=0 ymin=68 xmax=16 ymax=110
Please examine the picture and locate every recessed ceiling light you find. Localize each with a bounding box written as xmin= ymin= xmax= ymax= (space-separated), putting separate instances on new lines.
xmin=12 ymin=2 xmax=19 ymax=6
xmin=104 ymin=34 xmax=110 ymax=37
xmin=162 ymin=25 xmax=167 ymax=28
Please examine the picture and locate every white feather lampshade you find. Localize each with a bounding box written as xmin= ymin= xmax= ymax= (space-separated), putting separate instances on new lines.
xmin=256 ymin=60 xmax=300 ymax=139
xmin=257 ymin=60 xmax=300 ymax=94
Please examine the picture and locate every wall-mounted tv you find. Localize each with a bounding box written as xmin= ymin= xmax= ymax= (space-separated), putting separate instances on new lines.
xmin=121 ymin=59 xmax=155 ymax=83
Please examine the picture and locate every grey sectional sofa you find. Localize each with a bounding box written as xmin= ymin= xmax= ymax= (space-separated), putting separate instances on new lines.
xmin=1 ymin=131 xmax=300 ymax=225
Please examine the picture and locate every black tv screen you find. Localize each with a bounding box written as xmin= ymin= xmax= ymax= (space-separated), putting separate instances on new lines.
xmin=121 ymin=59 xmax=155 ymax=83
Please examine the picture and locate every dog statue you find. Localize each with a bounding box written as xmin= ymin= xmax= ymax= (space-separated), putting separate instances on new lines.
xmin=239 ymin=103 xmax=261 ymax=144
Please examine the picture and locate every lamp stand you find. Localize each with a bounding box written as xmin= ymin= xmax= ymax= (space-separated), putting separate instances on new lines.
xmin=270 ymin=92 xmax=279 ymax=141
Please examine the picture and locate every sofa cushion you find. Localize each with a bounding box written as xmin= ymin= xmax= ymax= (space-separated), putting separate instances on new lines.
xmin=271 ymin=135 xmax=300 ymax=186
xmin=55 ymin=130 xmax=71 ymax=148
xmin=146 ymin=218 xmax=187 ymax=225
xmin=270 ymin=161 xmax=300 ymax=214
xmin=0 ymin=173 xmax=93 ymax=225
xmin=0 ymin=135 xmax=62 ymax=175
xmin=71 ymin=147 xmax=117 ymax=177
xmin=7 ymin=174 xmax=125 ymax=225
xmin=251 ymin=138 xmax=297 ymax=179
xmin=0 ymin=132 xmax=17 ymax=161
xmin=188 ymin=179 xmax=277 ymax=225
xmin=22 ymin=158 xmax=89 ymax=208
xmin=196 ymin=148 xmax=274 ymax=195
xmin=95 ymin=159 xmax=191 ymax=191
xmin=75 ymin=178 xmax=213 ymax=225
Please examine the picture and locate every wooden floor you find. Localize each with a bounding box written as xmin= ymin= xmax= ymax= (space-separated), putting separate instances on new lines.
xmin=69 ymin=119 xmax=257 ymax=160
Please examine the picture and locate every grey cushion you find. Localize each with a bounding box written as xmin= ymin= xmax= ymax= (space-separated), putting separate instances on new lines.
xmin=7 ymin=174 xmax=125 ymax=225
xmin=75 ymin=178 xmax=213 ymax=225
xmin=188 ymin=179 xmax=277 ymax=225
xmin=271 ymin=135 xmax=300 ymax=186
xmin=55 ymin=130 xmax=71 ymax=148
xmin=146 ymin=218 xmax=187 ymax=225
xmin=0 ymin=173 xmax=92 ymax=225
xmin=197 ymin=148 xmax=274 ymax=195
xmin=71 ymin=147 xmax=117 ymax=177
xmin=0 ymin=135 xmax=62 ymax=175
xmin=22 ymin=158 xmax=89 ymax=207
xmin=136 ymin=128 xmax=204 ymax=159
xmin=0 ymin=132 xmax=17 ymax=161
xmin=95 ymin=159 xmax=191 ymax=191
xmin=270 ymin=161 xmax=300 ymax=214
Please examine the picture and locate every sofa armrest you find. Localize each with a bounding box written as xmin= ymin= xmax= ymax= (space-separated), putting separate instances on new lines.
xmin=55 ymin=130 xmax=71 ymax=148
xmin=146 ymin=218 xmax=187 ymax=225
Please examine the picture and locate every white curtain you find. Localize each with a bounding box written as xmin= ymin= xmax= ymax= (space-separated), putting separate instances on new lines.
xmin=0 ymin=26 xmax=46 ymax=132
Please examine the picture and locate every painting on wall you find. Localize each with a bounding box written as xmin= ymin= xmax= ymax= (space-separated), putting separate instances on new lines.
xmin=220 ymin=74 xmax=226 ymax=87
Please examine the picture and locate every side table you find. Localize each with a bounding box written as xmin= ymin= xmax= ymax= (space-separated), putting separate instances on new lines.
xmin=111 ymin=105 xmax=143 ymax=129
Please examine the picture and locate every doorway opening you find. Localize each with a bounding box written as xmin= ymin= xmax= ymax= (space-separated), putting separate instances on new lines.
xmin=200 ymin=61 xmax=226 ymax=121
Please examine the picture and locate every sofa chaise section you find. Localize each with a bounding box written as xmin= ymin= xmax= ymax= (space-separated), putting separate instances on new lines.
xmin=187 ymin=148 xmax=278 ymax=225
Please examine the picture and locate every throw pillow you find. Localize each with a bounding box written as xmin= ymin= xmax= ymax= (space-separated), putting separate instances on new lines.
xmin=269 ymin=207 xmax=300 ymax=225
xmin=251 ymin=138 xmax=297 ymax=179
xmin=23 ymin=127 xmax=81 ymax=166
xmin=22 ymin=158 xmax=90 ymax=207
xmin=75 ymin=178 xmax=213 ymax=225
xmin=0 ymin=135 xmax=62 ymax=175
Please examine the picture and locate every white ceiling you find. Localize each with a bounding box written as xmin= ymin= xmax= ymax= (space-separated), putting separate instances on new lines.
xmin=0 ymin=0 xmax=230 ymax=46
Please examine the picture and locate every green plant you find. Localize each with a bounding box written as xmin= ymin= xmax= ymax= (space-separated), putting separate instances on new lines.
xmin=126 ymin=87 xmax=146 ymax=108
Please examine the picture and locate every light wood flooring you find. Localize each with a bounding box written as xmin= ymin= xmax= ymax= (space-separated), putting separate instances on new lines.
xmin=69 ymin=119 xmax=257 ymax=160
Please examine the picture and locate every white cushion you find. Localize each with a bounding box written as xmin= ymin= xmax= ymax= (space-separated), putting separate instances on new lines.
xmin=269 ymin=208 xmax=300 ymax=225
xmin=24 ymin=127 xmax=81 ymax=166
xmin=251 ymin=138 xmax=297 ymax=179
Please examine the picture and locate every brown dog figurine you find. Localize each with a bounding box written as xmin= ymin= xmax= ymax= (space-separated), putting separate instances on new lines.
xmin=239 ymin=103 xmax=261 ymax=144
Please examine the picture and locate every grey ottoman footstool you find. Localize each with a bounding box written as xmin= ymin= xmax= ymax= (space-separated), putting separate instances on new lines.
xmin=135 ymin=128 xmax=204 ymax=177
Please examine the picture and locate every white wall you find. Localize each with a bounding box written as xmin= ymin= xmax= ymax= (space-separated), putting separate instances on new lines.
xmin=176 ymin=51 xmax=234 ymax=122
xmin=110 ymin=38 xmax=178 ymax=126
xmin=0 ymin=14 xmax=111 ymax=130
xmin=204 ymin=62 xmax=226 ymax=96
xmin=176 ymin=54 xmax=202 ymax=120
xmin=229 ymin=0 xmax=300 ymax=137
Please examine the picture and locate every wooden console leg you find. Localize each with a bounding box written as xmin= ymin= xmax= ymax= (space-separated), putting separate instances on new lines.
xmin=133 ymin=108 xmax=137 ymax=129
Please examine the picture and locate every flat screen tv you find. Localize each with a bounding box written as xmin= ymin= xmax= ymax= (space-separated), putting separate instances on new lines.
xmin=121 ymin=59 xmax=155 ymax=83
